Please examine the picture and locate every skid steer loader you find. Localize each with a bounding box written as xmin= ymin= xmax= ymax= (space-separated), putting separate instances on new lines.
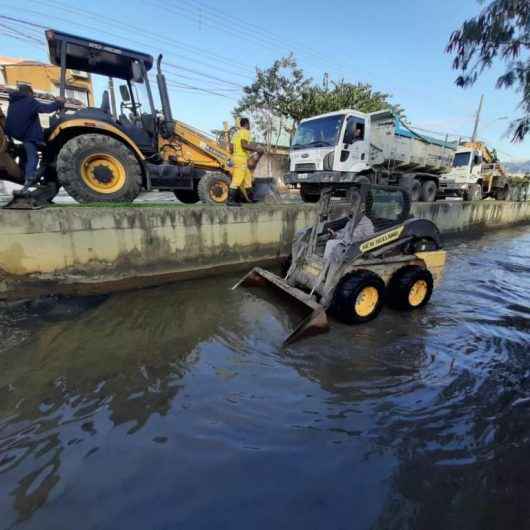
xmin=5 ymin=29 xmax=275 ymax=208
xmin=234 ymin=184 xmax=446 ymax=345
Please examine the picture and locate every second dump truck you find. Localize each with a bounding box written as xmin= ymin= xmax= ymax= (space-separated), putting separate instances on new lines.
xmin=284 ymin=109 xmax=456 ymax=203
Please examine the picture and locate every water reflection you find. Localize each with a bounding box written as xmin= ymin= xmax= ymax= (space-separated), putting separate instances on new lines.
xmin=0 ymin=226 xmax=529 ymax=529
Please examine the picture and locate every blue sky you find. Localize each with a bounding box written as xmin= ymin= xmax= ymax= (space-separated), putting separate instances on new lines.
xmin=1 ymin=0 xmax=528 ymax=161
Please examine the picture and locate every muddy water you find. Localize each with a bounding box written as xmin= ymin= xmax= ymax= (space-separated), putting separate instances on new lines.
xmin=1 ymin=226 xmax=529 ymax=530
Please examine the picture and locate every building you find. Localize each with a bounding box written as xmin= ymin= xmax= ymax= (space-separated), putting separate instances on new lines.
xmin=0 ymin=55 xmax=94 ymax=127
xmin=0 ymin=56 xmax=95 ymax=196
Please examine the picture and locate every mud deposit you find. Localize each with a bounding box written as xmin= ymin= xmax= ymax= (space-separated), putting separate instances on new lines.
xmin=1 ymin=226 xmax=529 ymax=530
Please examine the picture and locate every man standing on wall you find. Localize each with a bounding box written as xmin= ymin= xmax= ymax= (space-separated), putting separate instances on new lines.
xmin=228 ymin=117 xmax=264 ymax=206
xmin=5 ymin=84 xmax=64 ymax=191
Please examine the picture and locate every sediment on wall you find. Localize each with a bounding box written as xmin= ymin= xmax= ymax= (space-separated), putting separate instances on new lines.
xmin=0 ymin=200 xmax=529 ymax=300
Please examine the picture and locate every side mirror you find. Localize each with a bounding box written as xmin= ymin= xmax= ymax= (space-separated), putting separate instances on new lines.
xmin=131 ymin=61 xmax=144 ymax=83
xmin=119 ymin=84 xmax=130 ymax=102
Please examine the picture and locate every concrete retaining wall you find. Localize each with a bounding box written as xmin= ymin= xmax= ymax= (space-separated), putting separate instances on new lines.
xmin=1 ymin=200 xmax=529 ymax=300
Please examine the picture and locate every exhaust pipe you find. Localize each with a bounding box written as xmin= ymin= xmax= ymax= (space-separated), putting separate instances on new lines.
xmin=156 ymin=54 xmax=173 ymax=122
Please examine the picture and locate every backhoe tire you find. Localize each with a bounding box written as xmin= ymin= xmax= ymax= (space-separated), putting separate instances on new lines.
xmin=331 ymin=270 xmax=385 ymax=325
xmin=57 ymin=134 xmax=142 ymax=203
xmin=197 ymin=172 xmax=231 ymax=205
xmin=420 ymin=180 xmax=437 ymax=202
xmin=300 ymin=184 xmax=320 ymax=203
xmin=174 ymin=189 xmax=200 ymax=204
xmin=386 ymin=266 xmax=433 ymax=311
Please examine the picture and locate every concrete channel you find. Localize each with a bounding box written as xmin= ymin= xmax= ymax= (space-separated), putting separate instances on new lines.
xmin=0 ymin=200 xmax=529 ymax=300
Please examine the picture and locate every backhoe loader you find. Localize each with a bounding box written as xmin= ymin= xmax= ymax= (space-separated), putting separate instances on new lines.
xmin=5 ymin=29 xmax=274 ymax=208
xmin=234 ymin=184 xmax=446 ymax=345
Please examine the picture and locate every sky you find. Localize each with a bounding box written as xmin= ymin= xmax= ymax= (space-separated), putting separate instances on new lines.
xmin=1 ymin=0 xmax=528 ymax=161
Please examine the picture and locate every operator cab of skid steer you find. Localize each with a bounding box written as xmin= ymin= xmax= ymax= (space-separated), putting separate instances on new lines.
xmin=235 ymin=183 xmax=447 ymax=345
xmin=46 ymin=29 xmax=159 ymax=155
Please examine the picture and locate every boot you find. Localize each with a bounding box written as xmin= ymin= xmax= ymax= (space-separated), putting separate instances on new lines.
xmin=244 ymin=188 xmax=258 ymax=203
xmin=226 ymin=188 xmax=241 ymax=207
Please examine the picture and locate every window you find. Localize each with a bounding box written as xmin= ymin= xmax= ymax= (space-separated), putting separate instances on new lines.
xmin=65 ymin=86 xmax=89 ymax=106
xmin=453 ymin=152 xmax=471 ymax=168
xmin=345 ymin=117 xmax=365 ymax=143
xmin=292 ymin=115 xmax=345 ymax=149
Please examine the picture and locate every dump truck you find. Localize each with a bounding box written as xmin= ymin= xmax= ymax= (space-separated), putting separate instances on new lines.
xmin=4 ymin=29 xmax=274 ymax=208
xmin=438 ymin=141 xmax=530 ymax=201
xmin=235 ymin=184 xmax=446 ymax=345
xmin=284 ymin=109 xmax=456 ymax=203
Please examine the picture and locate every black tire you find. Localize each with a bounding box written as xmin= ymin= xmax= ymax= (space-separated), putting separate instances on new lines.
xmin=386 ymin=266 xmax=433 ymax=311
xmin=174 ymin=189 xmax=200 ymax=204
xmin=56 ymin=133 xmax=142 ymax=203
xmin=300 ymin=184 xmax=320 ymax=203
xmin=330 ymin=270 xmax=385 ymax=325
xmin=197 ymin=172 xmax=231 ymax=205
xmin=408 ymin=180 xmax=422 ymax=202
xmin=420 ymin=180 xmax=437 ymax=202
xmin=494 ymin=184 xmax=510 ymax=201
xmin=280 ymin=254 xmax=292 ymax=277
xmin=464 ymin=184 xmax=482 ymax=201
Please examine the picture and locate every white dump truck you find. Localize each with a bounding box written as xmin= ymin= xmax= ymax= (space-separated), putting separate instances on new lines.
xmin=438 ymin=141 xmax=530 ymax=201
xmin=284 ymin=109 xmax=456 ymax=202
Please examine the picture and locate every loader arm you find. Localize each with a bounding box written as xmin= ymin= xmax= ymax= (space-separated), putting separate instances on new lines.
xmin=164 ymin=120 xmax=233 ymax=173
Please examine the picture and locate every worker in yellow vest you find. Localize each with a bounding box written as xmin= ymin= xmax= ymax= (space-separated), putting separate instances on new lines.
xmin=228 ymin=117 xmax=264 ymax=206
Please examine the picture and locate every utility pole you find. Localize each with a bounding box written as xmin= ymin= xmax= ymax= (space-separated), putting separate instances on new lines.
xmin=108 ymin=77 xmax=117 ymax=118
xmin=471 ymin=94 xmax=484 ymax=142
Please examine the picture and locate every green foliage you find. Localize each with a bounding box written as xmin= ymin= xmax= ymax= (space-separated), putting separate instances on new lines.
xmin=286 ymin=81 xmax=401 ymax=123
xmin=447 ymin=0 xmax=530 ymax=142
xmin=233 ymin=55 xmax=400 ymax=148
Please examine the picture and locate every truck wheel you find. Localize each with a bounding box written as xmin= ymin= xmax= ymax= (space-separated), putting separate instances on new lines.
xmin=420 ymin=180 xmax=437 ymax=202
xmin=386 ymin=266 xmax=433 ymax=310
xmin=174 ymin=189 xmax=200 ymax=204
xmin=300 ymin=184 xmax=320 ymax=203
xmin=331 ymin=270 xmax=385 ymax=324
xmin=197 ymin=172 xmax=231 ymax=205
xmin=495 ymin=184 xmax=510 ymax=201
xmin=408 ymin=180 xmax=422 ymax=202
xmin=57 ymin=134 xmax=142 ymax=203
xmin=464 ymin=184 xmax=482 ymax=201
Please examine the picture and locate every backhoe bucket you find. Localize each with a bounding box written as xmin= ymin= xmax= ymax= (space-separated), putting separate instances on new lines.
xmin=233 ymin=266 xmax=329 ymax=345
xmin=252 ymin=178 xmax=281 ymax=203
xmin=3 ymin=182 xmax=60 ymax=210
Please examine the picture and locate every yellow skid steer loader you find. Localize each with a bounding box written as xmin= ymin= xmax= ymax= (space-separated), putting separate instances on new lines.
xmin=234 ymin=184 xmax=446 ymax=345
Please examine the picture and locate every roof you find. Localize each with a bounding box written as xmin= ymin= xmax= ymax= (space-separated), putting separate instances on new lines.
xmin=46 ymin=29 xmax=154 ymax=80
xmin=0 ymin=55 xmax=49 ymax=67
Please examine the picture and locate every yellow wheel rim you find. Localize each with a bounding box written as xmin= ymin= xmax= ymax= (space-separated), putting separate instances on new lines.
xmin=210 ymin=180 xmax=229 ymax=203
xmin=408 ymin=279 xmax=428 ymax=307
xmin=81 ymin=153 xmax=126 ymax=194
xmin=354 ymin=286 xmax=379 ymax=317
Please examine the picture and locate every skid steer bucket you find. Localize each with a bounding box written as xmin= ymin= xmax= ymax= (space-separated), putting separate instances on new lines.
xmin=233 ymin=266 xmax=329 ymax=345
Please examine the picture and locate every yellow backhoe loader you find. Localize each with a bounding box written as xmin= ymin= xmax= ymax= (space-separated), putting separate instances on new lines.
xmin=4 ymin=30 xmax=275 ymax=208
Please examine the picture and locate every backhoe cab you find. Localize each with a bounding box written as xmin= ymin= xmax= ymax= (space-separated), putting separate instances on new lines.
xmin=7 ymin=29 xmax=254 ymax=206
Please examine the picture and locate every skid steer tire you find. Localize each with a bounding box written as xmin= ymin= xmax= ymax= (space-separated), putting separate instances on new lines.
xmin=174 ymin=189 xmax=200 ymax=204
xmin=57 ymin=134 xmax=142 ymax=203
xmin=197 ymin=172 xmax=231 ymax=205
xmin=300 ymin=184 xmax=320 ymax=203
xmin=420 ymin=180 xmax=437 ymax=203
xmin=386 ymin=266 xmax=433 ymax=311
xmin=331 ymin=270 xmax=385 ymax=325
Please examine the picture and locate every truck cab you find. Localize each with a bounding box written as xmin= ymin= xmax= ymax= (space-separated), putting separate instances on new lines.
xmin=438 ymin=148 xmax=483 ymax=198
xmin=289 ymin=110 xmax=372 ymax=178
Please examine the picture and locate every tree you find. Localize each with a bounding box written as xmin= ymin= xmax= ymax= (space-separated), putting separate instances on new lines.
xmin=286 ymin=81 xmax=402 ymax=124
xmin=447 ymin=0 xmax=530 ymax=141
xmin=234 ymin=54 xmax=311 ymax=175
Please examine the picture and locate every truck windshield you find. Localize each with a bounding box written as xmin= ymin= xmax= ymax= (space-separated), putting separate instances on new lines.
xmin=291 ymin=115 xmax=345 ymax=149
xmin=453 ymin=152 xmax=471 ymax=168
